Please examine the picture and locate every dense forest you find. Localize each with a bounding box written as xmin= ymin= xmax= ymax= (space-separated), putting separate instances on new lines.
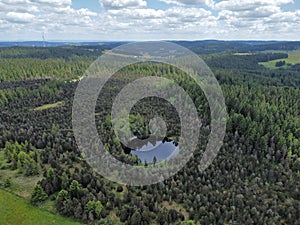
xmin=0 ymin=42 xmax=299 ymax=225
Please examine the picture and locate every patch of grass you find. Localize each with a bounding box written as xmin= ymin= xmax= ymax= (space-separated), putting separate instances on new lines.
xmin=0 ymin=152 xmax=43 ymax=198
xmin=287 ymin=50 xmax=300 ymax=63
xmin=259 ymin=49 xmax=300 ymax=69
xmin=233 ymin=52 xmax=253 ymax=56
xmin=38 ymin=197 xmax=57 ymax=213
xmin=162 ymin=201 xmax=189 ymax=221
xmin=113 ymin=185 xmax=127 ymax=201
xmin=33 ymin=101 xmax=64 ymax=111
xmin=109 ymin=211 xmax=122 ymax=225
xmin=0 ymin=169 xmax=43 ymax=199
xmin=0 ymin=188 xmax=83 ymax=225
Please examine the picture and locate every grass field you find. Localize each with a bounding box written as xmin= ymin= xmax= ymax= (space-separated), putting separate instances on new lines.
xmin=259 ymin=49 xmax=300 ymax=69
xmin=233 ymin=52 xmax=253 ymax=56
xmin=33 ymin=101 xmax=64 ymax=111
xmin=0 ymin=189 xmax=84 ymax=225
xmin=0 ymin=150 xmax=82 ymax=224
xmin=0 ymin=151 xmax=43 ymax=198
xmin=0 ymin=168 xmax=42 ymax=199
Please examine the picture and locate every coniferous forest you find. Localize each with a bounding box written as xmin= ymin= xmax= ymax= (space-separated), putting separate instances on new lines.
xmin=0 ymin=41 xmax=300 ymax=225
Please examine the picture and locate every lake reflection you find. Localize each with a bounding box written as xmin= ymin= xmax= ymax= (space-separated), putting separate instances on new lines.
xmin=126 ymin=137 xmax=179 ymax=164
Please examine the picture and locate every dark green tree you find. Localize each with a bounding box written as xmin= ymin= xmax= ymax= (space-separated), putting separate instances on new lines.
xmin=31 ymin=184 xmax=48 ymax=204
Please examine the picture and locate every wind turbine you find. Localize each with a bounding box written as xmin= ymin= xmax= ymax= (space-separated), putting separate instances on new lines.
xmin=42 ymin=32 xmax=46 ymax=47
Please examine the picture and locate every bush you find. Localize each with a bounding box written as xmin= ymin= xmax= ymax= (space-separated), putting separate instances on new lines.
xmin=275 ymin=60 xmax=286 ymax=67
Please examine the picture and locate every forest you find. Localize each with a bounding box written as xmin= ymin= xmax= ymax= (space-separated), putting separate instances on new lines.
xmin=0 ymin=41 xmax=299 ymax=225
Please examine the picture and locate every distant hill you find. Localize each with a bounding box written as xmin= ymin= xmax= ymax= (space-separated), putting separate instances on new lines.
xmin=0 ymin=41 xmax=126 ymax=48
xmin=1 ymin=40 xmax=300 ymax=55
xmin=172 ymin=40 xmax=300 ymax=54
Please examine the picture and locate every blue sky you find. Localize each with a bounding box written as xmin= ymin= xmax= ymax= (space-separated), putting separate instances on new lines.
xmin=0 ymin=0 xmax=300 ymax=41
xmin=72 ymin=0 xmax=173 ymax=11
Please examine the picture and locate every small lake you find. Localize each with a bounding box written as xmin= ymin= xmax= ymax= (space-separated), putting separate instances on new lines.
xmin=127 ymin=137 xmax=179 ymax=164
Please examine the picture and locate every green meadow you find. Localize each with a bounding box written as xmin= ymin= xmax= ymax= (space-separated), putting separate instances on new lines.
xmin=259 ymin=49 xmax=300 ymax=69
xmin=33 ymin=101 xmax=64 ymax=111
xmin=0 ymin=188 xmax=83 ymax=225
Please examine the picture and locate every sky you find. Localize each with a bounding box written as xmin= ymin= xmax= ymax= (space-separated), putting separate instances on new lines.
xmin=0 ymin=0 xmax=300 ymax=41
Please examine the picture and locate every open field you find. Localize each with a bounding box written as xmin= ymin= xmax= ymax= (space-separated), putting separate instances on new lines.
xmin=233 ymin=52 xmax=253 ymax=56
xmin=0 ymin=168 xmax=42 ymax=199
xmin=259 ymin=49 xmax=300 ymax=69
xmin=0 ymin=151 xmax=58 ymax=216
xmin=0 ymin=189 xmax=83 ymax=225
xmin=0 ymin=152 xmax=43 ymax=198
xmin=33 ymin=101 xmax=64 ymax=111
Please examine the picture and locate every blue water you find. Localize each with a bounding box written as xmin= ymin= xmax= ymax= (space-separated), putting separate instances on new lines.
xmin=131 ymin=140 xmax=179 ymax=164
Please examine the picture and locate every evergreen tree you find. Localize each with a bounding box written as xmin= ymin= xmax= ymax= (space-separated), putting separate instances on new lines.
xmin=31 ymin=184 xmax=48 ymax=204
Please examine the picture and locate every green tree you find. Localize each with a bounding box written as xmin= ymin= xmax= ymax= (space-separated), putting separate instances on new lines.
xmin=31 ymin=184 xmax=48 ymax=204
xmin=56 ymin=189 xmax=70 ymax=215
xmin=61 ymin=172 xmax=69 ymax=190
xmin=46 ymin=167 xmax=55 ymax=179
xmin=24 ymin=158 xmax=39 ymax=176
xmin=153 ymin=156 xmax=157 ymax=165
xmin=181 ymin=220 xmax=196 ymax=225
xmin=85 ymin=200 xmax=104 ymax=220
xmin=4 ymin=141 xmax=13 ymax=162
xmin=51 ymin=123 xmax=60 ymax=135
xmin=17 ymin=151 xmax=29 ymax=169
xmin=94 ymin=201 xmax=104 ymax=219
xmin=69 ymin=180 xmax=82 ymax=198
xmin=3 ymin=178 xmax=11 ymax=188
xmin=130 ymin=211 xmax=142 ymax=225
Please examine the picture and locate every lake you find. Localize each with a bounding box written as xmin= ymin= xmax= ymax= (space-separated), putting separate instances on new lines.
xmin=128 ymin=137 xmax=179 ymax=164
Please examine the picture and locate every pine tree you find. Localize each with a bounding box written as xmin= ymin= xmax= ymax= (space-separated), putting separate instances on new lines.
xmin=31 ymin=184 xmax=48 ymax=204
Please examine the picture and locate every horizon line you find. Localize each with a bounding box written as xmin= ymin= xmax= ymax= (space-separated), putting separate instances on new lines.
xmin=1 ymin=39 xmax=300 ymax=43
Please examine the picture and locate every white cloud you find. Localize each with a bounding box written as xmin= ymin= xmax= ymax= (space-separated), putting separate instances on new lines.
xmin=215 ymin=0 xmax=294 ymax=11
xmin=0 ymin=0 xmax=30 ymax=4
xmin=160 ymin=0 xmax=214 ymax=7
xmin=30 ymin=0 xmax=71 ymax=7
xmin=166 ymin=7 xmax=211 ymax=18
xmin=219 ymin=6 xmax=281 ymax=20
xmin=0 ymin=0 xmax=299 ymax=40
xmin=108 ymin=8 xmax=163 ymax=18
xmin=100 ymin=0 xmax=147 ymax=9
xmin=108 ymin=7 xmax=210 ymax=20
xmin=0 ymin=0 xmax=100 ymax=41
xmin=268 ymin=10 xmax=300 ymax=23
xmin=106 ymin=7 xmax=212 ymax=32
xmin=76 ymin=8 xmax=98 ymax=17
xmin=214 ymin=0 xmax=299 ymax=37
xmin=0 ymin=0 xmax=72 ymax=14
xmin=0 ymin=0 xmax=38 ymax=13
xmin=6 ymin=12 xmax=35 ymax=23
